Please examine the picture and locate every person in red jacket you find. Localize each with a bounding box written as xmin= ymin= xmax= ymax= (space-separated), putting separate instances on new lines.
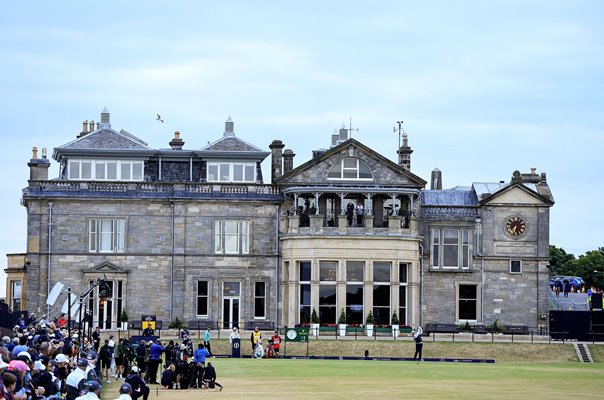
xmin=270 ymin=331 xmax=281 ymax=358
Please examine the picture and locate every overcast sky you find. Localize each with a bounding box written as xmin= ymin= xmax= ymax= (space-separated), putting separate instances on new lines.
xmin=1 ymin=1 xmax=603 ymax=297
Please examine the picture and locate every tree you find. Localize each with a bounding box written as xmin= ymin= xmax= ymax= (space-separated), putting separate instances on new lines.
xmin=549 ymin=245 xmax=575 ymax=276
xmin=338 ymin=308 xmax=347 ymax=324
xmin=365 ymin=310 xmax=375 ymax=325
xmin=571 ymin=247 xmax=604 ymax=289
xmin=311 ymin=308 xmax=320 ymax=324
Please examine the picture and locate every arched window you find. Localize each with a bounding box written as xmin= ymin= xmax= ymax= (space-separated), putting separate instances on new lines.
xmin=327 ymin=158 xmax=373 ymax=180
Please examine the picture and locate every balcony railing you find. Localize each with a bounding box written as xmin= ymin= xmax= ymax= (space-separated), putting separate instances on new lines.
xmin=24 ymin=180 xmax=282 ymax=200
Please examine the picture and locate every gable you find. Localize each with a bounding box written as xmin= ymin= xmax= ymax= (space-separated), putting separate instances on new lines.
xmin=277 ymin=138 xmax=426 ymax=188
xmin=484 ymin=185 xmax=551 ymax=206
xmin=59 ymin=129 xmax=150 ymax=151
xmin=81 ymin=261 xmax=129 ymax=275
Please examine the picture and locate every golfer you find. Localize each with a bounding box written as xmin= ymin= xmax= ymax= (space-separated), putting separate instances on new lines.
xmin=412 ymin=326 xmax=423 ymax=362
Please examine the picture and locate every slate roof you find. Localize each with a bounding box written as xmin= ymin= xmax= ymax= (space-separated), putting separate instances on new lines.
xmin=201 ymin=135 xmax=266 ymax=153
xmin=421 ymin=187 xmax=478 ymax=206
xmin=57 ymin=128 xmax=151 ymax=151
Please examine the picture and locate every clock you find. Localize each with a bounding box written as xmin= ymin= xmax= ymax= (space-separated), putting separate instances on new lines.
xmin=505 ymin=215 xmax=526 ymax=238
xmin=286 ymin=329 xmax=298 ymax=341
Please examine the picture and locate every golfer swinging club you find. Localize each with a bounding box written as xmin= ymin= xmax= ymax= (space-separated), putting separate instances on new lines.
xmin=412 ymin=326 xmax=423 ymax=362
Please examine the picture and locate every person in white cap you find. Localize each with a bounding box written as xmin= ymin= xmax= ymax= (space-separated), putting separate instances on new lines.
xmin=125 ymin=366 xmax=149 ymax=400
xmin=65 ymin=358 xmax=89 ymax=400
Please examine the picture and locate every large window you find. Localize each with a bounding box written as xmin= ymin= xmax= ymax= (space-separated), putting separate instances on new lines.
xmin=327 ymin=157 xmax=373 ymax=180
xmin=214 ymin=220 xmax=250 ymax=254
xmin=69 ymin=159 xmax=143 ymax=181
xmin=346 ymin=261 xmax=364 ymax=324
xmin=207 ymin=161 xmax=256 ymax=183
xmin=458 ymin=284 xmax=478 ymax=321
xmin=319 ymin=261 xmax=338 ymax=323
xmin=196 ymin=281 xmax=209 ymax=317
xmin=11 ymin=280 xmax=22 ymax=312
xmin=89 ymin=279 xmax=124 ymax=330
xmin=89 ymin=218 xmax=125 ymax=253
xmin=399 ymin=263 xmax=408 ymax=326
xmin=373 ymin=262 xmax=391 ymax=325
xmin=254 ymin=282 xmax=266 ymax=319
xmin=432 ymin=228 xmax=471 ymax=269
xmin=299 ymin=261 xmax=311 ymax=323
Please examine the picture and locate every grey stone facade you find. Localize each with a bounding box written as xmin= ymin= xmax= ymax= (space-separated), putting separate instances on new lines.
xmin=17 ymin=109 xmax=553 ymax=332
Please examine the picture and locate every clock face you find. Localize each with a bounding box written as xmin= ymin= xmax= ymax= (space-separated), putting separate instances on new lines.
xmin=286 ymin=329 xmax=297 ymax=340
xmin=505 ymin=216 xmax=526 ymax=237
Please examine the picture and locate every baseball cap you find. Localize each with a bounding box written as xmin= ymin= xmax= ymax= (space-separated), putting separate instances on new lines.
xmin=17 ymin=351 xmax=32 ymax=362
xmin=55 ymin=354 xmax=69 ymax=363
xmin=33 ymin=360 xmax=46 ymax=371
xmin=119 ymin=383 xmax=132 ymax=394
xmin=86 ymin=351 xmax=97 ymax=360
xmin=131 ymin=365 xmax=139 ymax=373
xmin=86 ymin=380 xmax=101 ymax=391
xmin=8 ymin=359 xmax=30 ymax=372
xmin=77 ymin=358 xmax=89 ymax=367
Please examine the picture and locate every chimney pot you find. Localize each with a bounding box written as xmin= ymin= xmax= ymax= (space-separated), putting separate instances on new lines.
xmin=42 ymin=148 xmax=47 ymax=158
xmin=89 ymin=120 xmax=95 ymax=132
xmin=82 ymin=120 xmax=88 ymax=133
xmin=32 ymin=147 xmax=38 ymax=159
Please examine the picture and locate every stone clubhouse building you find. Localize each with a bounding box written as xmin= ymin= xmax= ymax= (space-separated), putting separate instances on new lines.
xmin=6 ymin=108 xmax=554 ymax=333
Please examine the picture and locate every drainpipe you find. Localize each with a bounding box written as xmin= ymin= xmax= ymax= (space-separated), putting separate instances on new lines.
xmin=275 ymin=204 xmax=281 ymax=328
xmin=475 ymin=216 xmax=484 ymax=323
xmin=418 ymin=243 xmax=423 ymax=328
xmin=47 ymin=202 xmax=53 ymax=316
xmin=170 ymin=202 xmax=175 ymax=321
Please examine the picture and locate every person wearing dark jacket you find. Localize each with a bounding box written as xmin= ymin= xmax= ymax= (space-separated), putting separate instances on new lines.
xmin=412 ymin=326 xmax=423 ymax=362
xmin=202 ymin=362 xmax=223 ymax=391
xmin=125 ymin=366 xmax=149 ymax=400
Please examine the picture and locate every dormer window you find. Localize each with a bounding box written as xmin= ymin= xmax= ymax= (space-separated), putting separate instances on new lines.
xmin=68 ymin=159 xmax=143 ymax=181
xmin=207 ymin=161 xmax=256 ymax=183
xmin=327 ymin=157 xmax=373 ymax=180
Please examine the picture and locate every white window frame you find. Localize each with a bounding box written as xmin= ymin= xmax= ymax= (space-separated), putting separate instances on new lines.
xmin=11 ymin=280 xmax=22 ymax=312
xmin=327 ymin=157 xmax=373 ymax=180
xmin=88 ymin=217 xmax=126 ymax=253
xmin=399 ymin=263 xmax=409 ymax=326
xmin=68 ymin=159 xmax=144 ymax=181
xmin=431 ymin=228 xmax=471 ymax=269
xmin=510 ymin=259 xmax=522 ymax=274
xmin=207 ymin=161 xmax=256 ymax=183
xmin=214 ymin=220 xmax=250 ymax=254
xmin=456 ymin=283 xmax=479 ymax=323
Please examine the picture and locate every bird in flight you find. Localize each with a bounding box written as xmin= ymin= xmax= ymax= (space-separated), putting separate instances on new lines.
xmin=156 ymin=114 xmax=164 ymax=123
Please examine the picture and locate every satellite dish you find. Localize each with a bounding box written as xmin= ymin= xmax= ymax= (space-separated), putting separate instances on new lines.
xmin=46 ymin=282 xmax=65 ymax=306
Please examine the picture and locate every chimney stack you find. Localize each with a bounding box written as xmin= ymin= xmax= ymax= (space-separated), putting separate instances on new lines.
xmin=269 ymin=140 xmax=285 ymax=183
xmin=283 ymin=149 xmax=295 ymax=174
xmin=397 ymin=131 xmax=413 ymax=171
xmin=28 ymin=146 xmax=50 ymax=181
xmin=430 ymin=168 xmax=442 ymax=190
xmin=169 ymin=131 xmax=185 ymax=150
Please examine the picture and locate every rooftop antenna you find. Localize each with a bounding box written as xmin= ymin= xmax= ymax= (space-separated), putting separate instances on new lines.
xmin=396 ymin=120 xmax=404 ymax=149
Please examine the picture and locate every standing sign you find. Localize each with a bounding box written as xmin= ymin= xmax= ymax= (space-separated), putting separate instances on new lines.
xmin=231 ymin=338 xmax=241 ymax=358
xmin=285 ymin=327 xmax=309 ymax=343
xmin=142 ymin=315 xmax=156 ymax=331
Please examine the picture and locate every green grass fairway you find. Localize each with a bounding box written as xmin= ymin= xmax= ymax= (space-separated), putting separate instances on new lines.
xmin=102 ymin=358 xmax=604 ymax=399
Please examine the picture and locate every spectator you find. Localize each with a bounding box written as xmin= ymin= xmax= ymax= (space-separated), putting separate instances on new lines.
xmin=125 ymin=366 xmax=149 ymax=400
xmin=65 ymin=358 xmax=89 ymax=400
xmin=160 ymin=364 xmax=176 ymax=389
xmin=203 ymin=327 xmax=213 ymax=357
xmin=202 ymin=362 xmax=223 ymax=391
xmin=229 ymin=327 xmax=240 ymax=344
xmin=192 ymin=343 xmax=209 ymax=389
xmin=114 ymin=382 xmax=133 ymax=400
xmin=147 ymin=340 xmax=164 ymax=385
xmin=98 ymin=339 xmax=112 ymax=383
xmin=76 ymin=380 xmax=101 ymax=400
